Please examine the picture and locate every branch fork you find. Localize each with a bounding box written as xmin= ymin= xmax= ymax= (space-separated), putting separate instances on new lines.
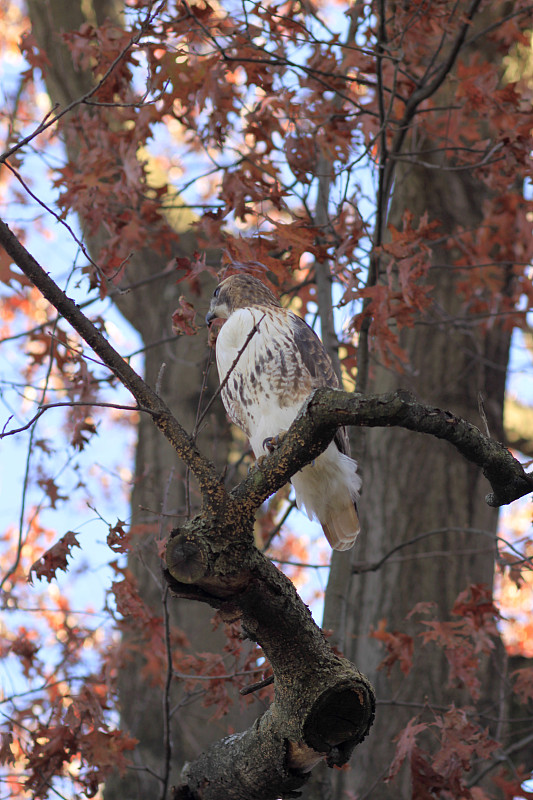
xmin=165 ymin=519 xmax=375 ymax=800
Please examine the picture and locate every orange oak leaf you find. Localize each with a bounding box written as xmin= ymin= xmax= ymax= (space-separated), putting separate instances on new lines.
xmin=370 ymin=619 xmax=414 ymax=676
xmin=29 ymin=531 xmax=80 ymax=583
xmin=387 ymin=717 xmax=430 ymax=781
xmin=172 ymin=296 xmax=199 ymax=336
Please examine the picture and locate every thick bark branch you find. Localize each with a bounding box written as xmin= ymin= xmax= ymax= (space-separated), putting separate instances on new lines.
xmin=3 ymin=216 xmax=529 ymax=513
xmin=165 ymin=524 xmax=375 ymax=800
xmin=7 ymin=203 xmax=528 ymax=515
xmin=234 ymin=388 xmax=533 ymax=511
xmin=165 ymin=388 xmax=530 ymax=798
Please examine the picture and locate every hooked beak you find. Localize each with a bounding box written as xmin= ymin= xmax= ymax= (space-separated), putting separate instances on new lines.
xmin=205 ymin=310 xmax=216 ymax=327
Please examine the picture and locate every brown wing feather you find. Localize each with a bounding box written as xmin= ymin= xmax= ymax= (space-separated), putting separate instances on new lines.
xmin=289 ymin=313 xmax=339 ymax=387
xmin=289 ymin=311 xmax=351 ymax=455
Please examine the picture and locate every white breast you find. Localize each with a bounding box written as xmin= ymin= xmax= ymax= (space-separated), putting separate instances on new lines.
xmin=215 ymin=308 xmax=305 ymax=457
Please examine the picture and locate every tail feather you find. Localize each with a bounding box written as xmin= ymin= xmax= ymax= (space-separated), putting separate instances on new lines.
xmin=290 ymin=441 xmax=361 ymax=551
xmin=321 ymin=502 xmax=360 ymax=552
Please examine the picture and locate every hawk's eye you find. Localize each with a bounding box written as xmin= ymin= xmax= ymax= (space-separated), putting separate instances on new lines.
xmin=213 ymin=286 xmax=220 ymax=299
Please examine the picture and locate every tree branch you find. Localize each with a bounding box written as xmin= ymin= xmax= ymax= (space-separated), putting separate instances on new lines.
xmin=381 ymin=0 xmax=484 ymax=204
xmin=165 ymin=528 xmax=375 ymax=800
xmin=232 ymin=388 xmax=533 ymax=512
xmin=3 ymin=216 xmax=528 ymax=514
xmin=0 ymin=218 xmax=226 ymax=511
xmin=164 ymin=385 xmax=530 ymax=799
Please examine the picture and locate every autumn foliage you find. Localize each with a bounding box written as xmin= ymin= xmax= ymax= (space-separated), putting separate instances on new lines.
xmin=1 ymin=0 xmax=533 ymax=798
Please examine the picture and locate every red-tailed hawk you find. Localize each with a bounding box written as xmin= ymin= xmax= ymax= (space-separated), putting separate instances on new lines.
xmin=206 ymin=272 xmax=361 ymax=551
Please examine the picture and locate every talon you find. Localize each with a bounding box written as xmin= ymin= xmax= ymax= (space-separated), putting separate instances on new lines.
xmin=262 ymin=436 xmax=277 ymax=453
xmin=262 ymin=431 xmax=287 ymax=454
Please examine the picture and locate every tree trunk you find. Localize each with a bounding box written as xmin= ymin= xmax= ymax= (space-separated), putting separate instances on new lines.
xmin=26 ymin=2 xmax=258 ymax=795
xmin=23 ymin=1 xmax=528 ymax=797
xmin=318 ymin=154 xmax=513 ymax=800
xmin=312 ymin=3 xmax=520 ymax=793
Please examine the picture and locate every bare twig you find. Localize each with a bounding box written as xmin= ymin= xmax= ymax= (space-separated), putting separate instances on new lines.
xmin=356 ymin=0 xmax=485 ymax=395
xmin=467 ymin=730 xmax=533 ymax=787
xmin=262 ymin=500 xmax=297 ymax=551
xmin=3 ymin=161 xmax=112 ymax=286
xmin=174 ymin=668 xmax=264 ymax=682
xmin=381 ymin=0 xmax=484 ymax=205
xmin=1 ymin=401 xmax=144 ymax=439
xmin=0 ymin=285 xmax=65 ymax=593
xmin=239 ymin=673 xmax=274 ymax=696
xmin=352 ymin=526 xmax=532 ymax=574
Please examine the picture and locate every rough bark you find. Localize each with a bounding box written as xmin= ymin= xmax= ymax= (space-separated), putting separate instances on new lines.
xmin=4 ymin=215 xmax=532 ymax=796
xmin=18 ymin=2 xmax=532 ymax=797
xmin=165 ymin=535 xmax=374 ymax=800
xmin=314 ymin=5 xmax=526 ymax=797
xmin=324 ymin=96 xmax=519 ymax=800
xmin=0 ymin=219 xmax=378 ymax=800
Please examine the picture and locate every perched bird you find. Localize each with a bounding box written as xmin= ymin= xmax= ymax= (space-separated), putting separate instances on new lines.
xmin=206 ymin=271 xmax=361 ymax=551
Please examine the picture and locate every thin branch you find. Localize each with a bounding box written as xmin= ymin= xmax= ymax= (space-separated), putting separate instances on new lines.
xmin=126 ymin=764 xmax=165 ymax=782
xmin=1 ymin=401 xmax=144 ymax=439
xmin=352 ymin=526 xmax=532 ymax=574
xmin=311 ymin=12 xmax=359 ymax=382
xmin=0 ymin=218 xmax=226 ymax=510
xmin=381 ymin=0 xmax=484 ymax=204
xmin=0 ymin=1 xmax=166 ymax=164
xmin=192 ymin=348 xmax=216 ymax=441
xmin=352 ymin=527 xmax=494 ymax=574
xmin=274 ymin=559 xmax=329 ymax=569
xmin=262 ymin=500 xmax=297 ymax=551
xmin=239 ymin=674 xmax=274 ymax=696
xmin=356 ymin=0 xmax=389 ymax=394
xmin=174 ymin=668 xmax=264 ymax=682
xmin=3 ymin=161 xmax=111 ymax=286
xmin=467 ymin=730 xmax=533 ymax=787
xmin=0 ymin=291 xmax=62 ymax=593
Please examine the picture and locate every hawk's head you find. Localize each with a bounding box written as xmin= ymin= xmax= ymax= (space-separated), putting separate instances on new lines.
xmin=206 ymin=273 xmax=280 ymax=327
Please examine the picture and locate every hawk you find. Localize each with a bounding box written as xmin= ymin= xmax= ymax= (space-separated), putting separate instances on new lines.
xmin=206 ymin=272 xmax=361 ymax=551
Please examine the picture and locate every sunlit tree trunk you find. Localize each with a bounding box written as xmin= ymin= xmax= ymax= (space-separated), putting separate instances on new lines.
xmin=26 ymin=1 xmax=257 ymax=795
